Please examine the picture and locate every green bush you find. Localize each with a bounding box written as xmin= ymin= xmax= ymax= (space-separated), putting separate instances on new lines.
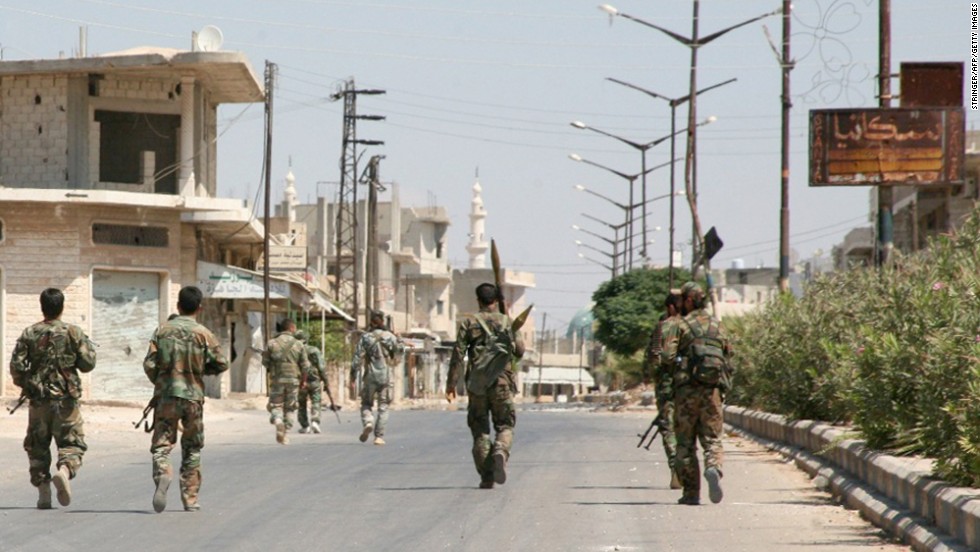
xmin=730 ymin=210 xmax=980 ymax=486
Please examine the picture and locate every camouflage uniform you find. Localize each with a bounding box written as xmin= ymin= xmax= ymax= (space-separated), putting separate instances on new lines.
xmin=263 ymin=331 xmax=310 ymax=435
xmin=9 ymin=319 xmax=96 ymax=490
xmin=447 ymin=308 xmax=525 ymax=487
xmin=143 ymin=315 xmax=229 ymax=510
xmin=644 ymin=313 xmax=679 ymax=473
xmin=298 ymin=342 xmax=328 ymax=431
xmin=661 ymin=303 xmax=732 ymax=503
xmin=350 ymin=327 xmax=404 ymax=439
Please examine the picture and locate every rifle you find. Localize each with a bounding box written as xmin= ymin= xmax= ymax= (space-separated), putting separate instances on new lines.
xmin=133 ymin=396 xmax=158 ymax=432
xmin=7 ymin=393 xmax=28 ymax=415
xmin=637 ymin=411 xmax=666 ymax=450
xmin=322 ymin=380 xmax=342 ymax=423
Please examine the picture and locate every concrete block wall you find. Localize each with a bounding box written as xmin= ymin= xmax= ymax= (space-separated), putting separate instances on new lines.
xmin=726 ymin=405 xmax=980 ymax=551
xmin=97 ymin=75 xmax=175 ymax=102
xmin=0 ymin=203 xmax=183 ymax=397
xmin=0 ymin=75 xmax=70 ymax=188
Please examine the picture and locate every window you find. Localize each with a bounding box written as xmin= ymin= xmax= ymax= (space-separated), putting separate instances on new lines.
xmin=436 ymin=300 xmax=445 ymax=315
xmin=93 ymin=224 xmax=169 ymax=247
xmin=95 ymin=110 xmax=180 ymax=194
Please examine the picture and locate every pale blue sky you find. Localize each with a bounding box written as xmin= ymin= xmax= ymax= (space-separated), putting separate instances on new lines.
xmin=0 ymin=0 xmax=972 ymax=331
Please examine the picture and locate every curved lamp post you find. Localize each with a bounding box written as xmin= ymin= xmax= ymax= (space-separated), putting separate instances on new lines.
xmin=599 ymin=2 xmax=779 ymax=277
xmin=570 ymin=115 xmax=714 ymax=265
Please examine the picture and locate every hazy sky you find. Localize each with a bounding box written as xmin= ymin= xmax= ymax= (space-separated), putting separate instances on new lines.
xmin=0 ymin=0 xmax=972 ymax=332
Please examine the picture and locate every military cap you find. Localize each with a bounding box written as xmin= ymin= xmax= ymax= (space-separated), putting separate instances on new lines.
xmin=680 ymin=281 xmax=705 ymax=299
xmin=370 ymin=310 xmax=386 ymax=321
xmin=295 ymin=329 xmax=309 ymax=342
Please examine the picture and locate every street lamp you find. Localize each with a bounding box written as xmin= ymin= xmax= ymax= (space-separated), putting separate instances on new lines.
xmin=575 ymin=239 xmax=617 ymax=260
xmin=577 ymin=252 xmax=614 ymax=274
xmin=605 ymin=78 xmax=733 ymax=289
xmin=568 ymin=155 xmax=674 ymax=270
xmin=570 ymin=115 xmax=714 ymax=264
xmin=575 ymin=185 xmax=683 ymax=269
xmin=571 ymin=224 xmax=620 ymax=276
xmin=600 ymin=2 xmax=780 ymax=278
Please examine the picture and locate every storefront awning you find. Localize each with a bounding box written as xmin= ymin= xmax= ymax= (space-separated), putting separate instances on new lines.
xmin=524 ymin=366 xmax=595 ymax=387
xmin=197 ymin=261 xmax=353 ymax=322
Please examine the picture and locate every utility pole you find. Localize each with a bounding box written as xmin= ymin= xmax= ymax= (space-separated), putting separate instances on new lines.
xmin=330 ymin=79 xmax=385 ymax=326
xmin=765 ymin=2 xmax=795 ymax=292
xmin=536 ymin=312 xmax=547 ymax=403
xmin=362 ymin=155 xmax=385 ymax=316
xmin=685 ymin=0 xmax=703 ymax=276
xmin=876 ymin=0 xmax=893 ymax=267
xmin=262 ymin=60 xmax=276 ymax=379
xmin=779 ymin=0 xmax=792 ymax=292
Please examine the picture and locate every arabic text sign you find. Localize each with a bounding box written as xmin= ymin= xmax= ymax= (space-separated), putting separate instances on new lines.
xmin=258 ymin=245 xmax=308 ymax=272
xmin=809 ymin=108 xmax=964 ymax=186
xmin=198 ymin=261 xmax=290 ymax=299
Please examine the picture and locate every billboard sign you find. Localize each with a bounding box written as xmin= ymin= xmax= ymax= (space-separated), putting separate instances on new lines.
xmin=809 ymin=107 xmax=964 ymax=186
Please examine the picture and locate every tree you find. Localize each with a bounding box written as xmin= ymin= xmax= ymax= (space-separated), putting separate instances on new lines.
xmin=297 ymin=319 xmax=350 ymax=364
xmin=591 ymin=267 xmax=690 ymax=357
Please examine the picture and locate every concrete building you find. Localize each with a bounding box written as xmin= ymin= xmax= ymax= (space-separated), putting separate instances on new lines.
xmin=0 ymin=47 xmax=342 ymax=400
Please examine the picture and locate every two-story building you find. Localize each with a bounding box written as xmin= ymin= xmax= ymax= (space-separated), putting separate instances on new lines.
xmin=0 ymin=47 xmax=340 ymax=400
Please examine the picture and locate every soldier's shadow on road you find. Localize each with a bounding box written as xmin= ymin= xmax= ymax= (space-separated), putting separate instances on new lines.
xmin=570 ymin=501 xmax=672 ymax=506
xmin=0 ymin=506 xmax=40 ymax=511
xmin=378 ymin=486 xmax=477 ymax=491
xmin=570 ymin=485 xmax=662 ymax=490
xmin=66 ymin=509 xmax=155 ymax=515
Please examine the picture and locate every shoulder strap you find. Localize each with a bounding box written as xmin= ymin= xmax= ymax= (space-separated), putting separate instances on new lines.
xmin=473 ymin=314 xmax=494 ymax=337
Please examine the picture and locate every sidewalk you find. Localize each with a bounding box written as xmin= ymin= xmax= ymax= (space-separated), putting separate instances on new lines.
xmin=724 ymin=405 xmax=977 ymax=552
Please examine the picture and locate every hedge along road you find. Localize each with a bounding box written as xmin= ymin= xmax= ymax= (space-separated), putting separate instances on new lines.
xmin=0 ymin=399 xmax=909 ymax=551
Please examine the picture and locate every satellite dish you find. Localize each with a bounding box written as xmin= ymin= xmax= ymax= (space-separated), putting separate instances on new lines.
xmin=195 ymin=25 xmax=223 ymax=52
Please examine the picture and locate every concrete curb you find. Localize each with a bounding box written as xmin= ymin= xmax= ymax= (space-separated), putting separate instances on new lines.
xmin=725 ymin=405 xmax=977 ymax=552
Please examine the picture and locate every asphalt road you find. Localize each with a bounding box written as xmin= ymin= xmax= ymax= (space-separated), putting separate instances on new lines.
xmin=0 ymin=402 xmax=909 ymax=552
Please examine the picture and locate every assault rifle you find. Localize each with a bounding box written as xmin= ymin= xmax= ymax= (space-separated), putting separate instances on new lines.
xmin=7 ymin=392 xmax=28 ymax=415
xmin=636 ymin=411 xmax=666 ymax=450
xmin=133 ymin=396 xmax=158 ymax=432
xmin=323 ymin=380 xmax=342 ymax=423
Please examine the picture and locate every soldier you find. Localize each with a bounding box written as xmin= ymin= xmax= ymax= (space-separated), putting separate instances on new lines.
xmin=350 ymin=310 xmax=403 ymax=446
xmin=661 ymin=281 xmax=733 ymax=506
xmin=143 ymin=285 xmax=229 ymax=513
xmin=643 ymin=292 xmax=684 ymax=490
xmin=295 ymin=329 xmax=328 ymax=435
xmin=446 ymin=283 xmax=525 ymax=489
xmin=9 ymin=288 xmax=96 ymax=509
xmin=263 ymin=318 xmax=310 ymax=445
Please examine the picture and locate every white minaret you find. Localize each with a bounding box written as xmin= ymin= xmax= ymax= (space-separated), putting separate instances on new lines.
xmin=284 ymin=169 xmax=297 ymax=222
xmin=466 ymin=173 xmax=488 ymax=269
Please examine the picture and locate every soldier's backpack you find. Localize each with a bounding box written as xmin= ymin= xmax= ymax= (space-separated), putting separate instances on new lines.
xmin=682 ymin=316 xmax=731 ymax=389
xmin=466 ymin=315 xmax=515 ymax=395
xmin=30 ymin=324 xmax=79 ymax=399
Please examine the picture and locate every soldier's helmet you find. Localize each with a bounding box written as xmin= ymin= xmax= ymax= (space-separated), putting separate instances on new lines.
xmin=680 ymin=281 xmax=705 ymax=300
xmin=295 ymin=330 xmax=309 ymax=343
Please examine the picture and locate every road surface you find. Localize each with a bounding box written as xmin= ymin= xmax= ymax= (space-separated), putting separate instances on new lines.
xmin=0 ymin=400 xmax=908 ymax=551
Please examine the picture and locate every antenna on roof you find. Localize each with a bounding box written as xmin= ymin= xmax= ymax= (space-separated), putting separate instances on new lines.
xmin=193 ymin=25 xmax=223 ymax=52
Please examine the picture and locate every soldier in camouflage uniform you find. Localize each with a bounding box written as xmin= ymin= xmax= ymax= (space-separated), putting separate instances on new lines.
xmin=295 ymin=329 xmax=328 ymax=435
xmin=9 ymin=288 xmax=96 ymax=510
xmin=350 ymin=311 xmax=404 ymax=446
xmin=661 ymin=281 xmax=733 ymax=506
xmin=446 ymin=283 xmax=525 ymax=489
xmin=143 ymin=286 xmax=229 ymax=513
xmin=643 ymin=292 xmax=683 ymax=490
xmin=263 ymin=318 xmax=310 ymax=445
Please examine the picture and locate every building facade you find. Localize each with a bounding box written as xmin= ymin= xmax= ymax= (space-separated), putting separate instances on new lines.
xmin=0 ymin=47 xmax=343 ymax=400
